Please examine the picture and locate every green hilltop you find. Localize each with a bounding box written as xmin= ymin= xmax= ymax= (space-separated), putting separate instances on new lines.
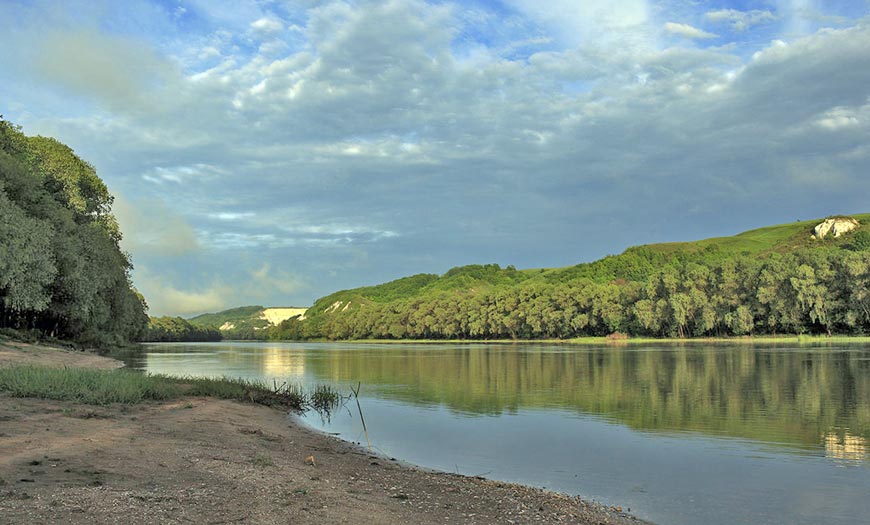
xmin=307 ymin=214 xmax=870 ymax=311
xmin=278 ymin=214 xmax=870 ymax=340
xmin=188 ymin=305 xmax=269 ymax=329
xmin=153 ymin=305 xmax=308 ymax=341
xmin=184 ymin=214 xmax=870 ymax=342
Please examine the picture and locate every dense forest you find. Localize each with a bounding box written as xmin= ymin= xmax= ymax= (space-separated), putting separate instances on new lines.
xmin=261 ymin=216 xmax=870 ymax=341
xmin=144 ymin=316 xmax=222 ymax=342
xmin=0 ymin=118 xmax=147 ymax=347
xmin=188 ymin=305 xmax=269 ymax=340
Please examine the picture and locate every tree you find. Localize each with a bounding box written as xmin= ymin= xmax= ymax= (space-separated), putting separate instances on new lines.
xmin=0 ymin=118 xmax=147 ymax=345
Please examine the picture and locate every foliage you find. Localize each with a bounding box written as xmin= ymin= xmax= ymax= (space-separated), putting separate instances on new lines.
xmin=188 ymin=305 xmax=266 ymax=328
xmin=264 ymin=217 xmax=870 ymax=341
xmin=848 ymin=230 xmax=870 ymax=252
xmin=0 ymin=118 xmax=147 ymax=346
xmin=143 ymin=316 xmax=222 ymax=342
xmin=187 ymin=305 xmax=282 ymax=340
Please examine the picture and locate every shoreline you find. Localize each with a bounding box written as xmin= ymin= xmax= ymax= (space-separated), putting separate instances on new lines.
xmin=206 ymin=334 xmax=870 ymax=346
xmin=0 ymin=341 xmax=647 ymax=524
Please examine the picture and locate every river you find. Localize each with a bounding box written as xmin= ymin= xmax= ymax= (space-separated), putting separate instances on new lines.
xmin=130 ymin=341 xmax=870 ymax=525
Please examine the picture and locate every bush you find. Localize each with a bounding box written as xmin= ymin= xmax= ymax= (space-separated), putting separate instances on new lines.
xmin=848 ymin=230 xmax=870 ymax=251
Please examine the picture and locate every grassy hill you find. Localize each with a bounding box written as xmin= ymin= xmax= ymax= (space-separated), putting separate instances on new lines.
xmin=305 ymin=214 xmax=870 ymax=319
xmin=188 ymin=305 xmax=268 ymax=330
xmin=188 ymin=305 xmax=307 ymax=333
xmin=194 ymin=214 xmax=870 ymax=340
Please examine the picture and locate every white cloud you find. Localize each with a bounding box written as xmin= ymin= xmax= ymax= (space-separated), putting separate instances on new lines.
xmin=113 ymin=196 xmax=201 ymax=257
xmin=142 ymin=164 xmax=224 ymax=185
xmin=250 ymin=264 xmax=305 ymax=296
xmin=209 ymin=212 xmax=256 ymax=221
xmin=814 ymin=105 xmax=867 ymax=130
xmin=506 ymin=0 xmax=650 ymax=47
xmin=705 ymin=9 xmax=776 ymax=32
xmin=250 ymin=17 xmax=284 ymax=36
xmin=664 ymin=22 xmax=718 ymax=40
xmin=26 ymin=29 xmax=179 ymax=110
xmin=135 ymin=269 xmax=232 ymax=316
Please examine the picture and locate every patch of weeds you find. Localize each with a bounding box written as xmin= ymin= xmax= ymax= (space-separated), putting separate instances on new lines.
xmin=0 ymin=365 xmax=348 ymax=416
xmin=249 ymin=455 xmax=274 ymax=468
xmin=309 ymin=384 xmax=342 ymax=415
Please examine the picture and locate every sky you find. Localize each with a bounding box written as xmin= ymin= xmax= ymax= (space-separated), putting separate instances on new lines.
xmin=1 ymin=0 xmax=869 ymax=316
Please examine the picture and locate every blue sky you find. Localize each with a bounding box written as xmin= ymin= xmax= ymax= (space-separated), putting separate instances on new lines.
xmin=2 ymin=0 xmax=869 ymax=315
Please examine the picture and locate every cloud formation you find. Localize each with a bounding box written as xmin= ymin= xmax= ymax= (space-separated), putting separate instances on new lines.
xmin=705 ymin=9 xmax=777 ymax=32
xmin=663 ymin=22 xmax=718 ymax=39
xmin=1 ymin=0 xmax=868 ymax=315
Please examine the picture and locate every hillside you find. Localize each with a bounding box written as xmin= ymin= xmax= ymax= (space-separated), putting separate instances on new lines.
xmin=269 ymin=214 xmax=870 ymax=340
xmin=306 ymin=214 xmax=870 ymax=313
xmin=188 ymin=306 xmax=307 ymax=337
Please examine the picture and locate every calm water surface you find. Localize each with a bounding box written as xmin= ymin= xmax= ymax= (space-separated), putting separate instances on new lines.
xmin=131 ymin=342 xmax=870 ymax=525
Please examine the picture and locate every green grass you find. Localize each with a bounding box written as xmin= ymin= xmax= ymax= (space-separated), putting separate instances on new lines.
xmin=0 ymin=366 xmax=342 ymax=413
xmin=0 ymin=366 xmax=179 ymax=404
xmin=187 ymin=305 xmax=266 ymax=327
xmin=309 ymin=383 xmax=343 ymax=414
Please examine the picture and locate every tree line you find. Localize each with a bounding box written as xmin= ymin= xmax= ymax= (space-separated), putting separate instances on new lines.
xmin=267 ymin=247 xmax=870 ymax=340
xmin=0 ymin=118 xmax=147 ymax=347
xmin=144 ymin=316 xmax=222 ymax=342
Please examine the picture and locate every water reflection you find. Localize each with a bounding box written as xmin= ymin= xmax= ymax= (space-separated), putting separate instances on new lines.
xmin=824 ymin=431 xmax=867 ymax=463
xmin=300 ymin=345 xmax=870 ymax=455
xmin=139 ymin=343 xmax=870 ymax=461
xmin=262 ymin=348 xmax=306 ymax=378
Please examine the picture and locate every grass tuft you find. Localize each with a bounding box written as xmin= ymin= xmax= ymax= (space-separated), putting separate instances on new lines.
xmin=0 ymin=366 xmax=343 ymax=416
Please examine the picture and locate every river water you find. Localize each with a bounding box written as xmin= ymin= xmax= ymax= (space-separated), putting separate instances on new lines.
xmin=130 ymin=342 xmax=870 ymax=525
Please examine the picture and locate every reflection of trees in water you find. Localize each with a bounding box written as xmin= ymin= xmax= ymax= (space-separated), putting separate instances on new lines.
xmin=305 ymin=346 xmax=870 ymax=448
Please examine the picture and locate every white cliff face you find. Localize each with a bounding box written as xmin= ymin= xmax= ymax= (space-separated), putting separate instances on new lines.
xmin=813 ymin=217 xmax=859 ymax=239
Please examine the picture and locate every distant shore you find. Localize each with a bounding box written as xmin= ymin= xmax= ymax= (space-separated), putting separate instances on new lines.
xmin=0 ymin=340 xmax=646 ymax=525
xmin=227 ymin=334 xmax=870 ymax=345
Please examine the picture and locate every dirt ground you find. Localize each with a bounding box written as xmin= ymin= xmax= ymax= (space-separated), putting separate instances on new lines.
xmin=0 ymin=341 xmax=123 ymax=370
xmin=0 ymin=343 xmax=647 ymax=525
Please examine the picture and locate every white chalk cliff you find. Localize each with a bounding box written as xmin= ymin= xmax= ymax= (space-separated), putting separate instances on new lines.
xmin=813 ymin=217 xmax=859 ymax=239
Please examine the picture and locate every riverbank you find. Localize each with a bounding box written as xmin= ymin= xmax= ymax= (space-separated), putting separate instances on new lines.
xmin=278 ymin=334 xmax=870 ymax=345
xmin=0 ymin=341 xmax=645 ymax=524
